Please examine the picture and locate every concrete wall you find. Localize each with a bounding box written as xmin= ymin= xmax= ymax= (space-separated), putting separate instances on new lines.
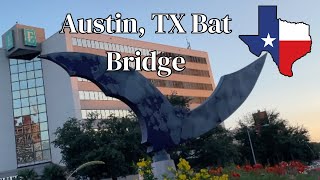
xmin=0 ymin=49 xmax=18 ymax=173
xmin=40 ymin=33 xmax=79 ymax=165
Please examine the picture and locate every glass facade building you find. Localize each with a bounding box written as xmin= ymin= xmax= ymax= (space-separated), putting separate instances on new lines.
xmin=9 ymin=58 xmax=51 ymax=167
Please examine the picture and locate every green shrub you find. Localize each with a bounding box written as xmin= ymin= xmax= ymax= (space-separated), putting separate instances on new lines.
xmin=17 ymin=168 xmax=38 ymax=180
xmin=41 ymin=164 xmax=66 ymax=180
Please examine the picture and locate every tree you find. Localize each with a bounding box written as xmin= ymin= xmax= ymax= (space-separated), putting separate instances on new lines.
xmin=166 ymin=91 xmax=191 ymax=111
xmin=17 ymin=169 xmax=38 ymax=180
xmin=53 ymin=115 xmax=147 ymax=179
xmin=234 ymin=110 xmax=317 ymax=165
xmin=170 ymin=125 xmax=240 ymax=169
xmin=42 ymin=164 xmax=66 ymax=180
xmin=311 ymin=142 xmax=320 ymax=159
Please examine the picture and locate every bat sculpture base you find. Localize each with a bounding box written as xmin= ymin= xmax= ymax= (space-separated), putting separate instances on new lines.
xmin=151 ymin=150 xmax=176 ymax=179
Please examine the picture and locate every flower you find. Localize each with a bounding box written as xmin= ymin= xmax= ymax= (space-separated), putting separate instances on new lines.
xmin=253 ymin=163 xmax=263 ymax=170
xmin=208 ymin=167 xmax=223 ymax=175
xmin=178 ymin=174 xmax=187 ymax=180
xmin=243 ymin=164 xmax=253 ymax=172
xmin=137 ymin=161 xmax=147 ymax=168
xmin=279 ymin=161 xmax=288 ymax=168
xmin=136 ymin=158 xmax=156 ymax=180
xmin=177 ymin=158 xmax=191 ymax=171
xmin=232 ymin=172 xmax=240 ymax=178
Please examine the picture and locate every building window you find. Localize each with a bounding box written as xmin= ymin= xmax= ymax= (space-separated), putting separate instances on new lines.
xmin=82 ymin=39 xmax=87 ymax=48
xmin=10 ymin=58 xmax=51 ymax=167
xmin=71 ymin=38 xmax=77 ymax=46
xmin=150 ymin=79 xmax=213 ymax=91
xmin=76 ymin=38 xmax=83 ymax=47
xmin=78 ymin=91 xmax=120 ymax=101
xmin=77 ymin=77 xmax=91 ymax=82
xmin=86 ymin=39 xmax=92 ymax=48
xmin=81 ymin=109 xmax=131 ymax=119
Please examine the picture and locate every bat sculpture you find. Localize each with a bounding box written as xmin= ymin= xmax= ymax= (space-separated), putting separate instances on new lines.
xmin=39 ymin=52 xmax=266 ymax=153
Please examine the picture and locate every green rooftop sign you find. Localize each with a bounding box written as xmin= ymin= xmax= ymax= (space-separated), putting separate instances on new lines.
xmin=23 ymin=29 xmax=37 ymax=47
xmin=5 ymin=30 xmax=14 ymax=51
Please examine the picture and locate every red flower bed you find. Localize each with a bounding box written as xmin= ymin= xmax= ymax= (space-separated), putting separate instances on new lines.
xmin=235 ymin=160 xmax=308 ymax=176
xmin=208 ymin=167 xmax=223 ymax=176
xmin=232 ymin=172 xmax=240 ymax=178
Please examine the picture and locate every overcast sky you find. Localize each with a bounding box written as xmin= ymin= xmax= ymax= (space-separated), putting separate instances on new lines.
xmin=1 ymin=0 xmax=319 ymax=142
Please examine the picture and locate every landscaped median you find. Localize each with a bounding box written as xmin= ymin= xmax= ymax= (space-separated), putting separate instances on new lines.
xmin=137 ymin=158 xmax=320 ymax=180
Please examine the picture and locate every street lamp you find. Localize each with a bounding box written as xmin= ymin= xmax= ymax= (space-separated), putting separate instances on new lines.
xmin=246 ymin=124 xmax=269 ymax=165
xmin=246 ymin=127 xmax=257 ymax=165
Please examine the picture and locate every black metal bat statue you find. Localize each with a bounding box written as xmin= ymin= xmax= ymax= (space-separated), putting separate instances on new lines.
xmin=39 ymin=52 xmax=266 ymax=153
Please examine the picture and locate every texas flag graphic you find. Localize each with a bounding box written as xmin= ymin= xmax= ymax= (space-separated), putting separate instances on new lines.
xmin=239 ymin=6 xmax=312 ymax=77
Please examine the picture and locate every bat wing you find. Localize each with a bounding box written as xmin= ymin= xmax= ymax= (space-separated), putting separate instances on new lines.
xmin=181 ymin=54 xmax=267 ymax=140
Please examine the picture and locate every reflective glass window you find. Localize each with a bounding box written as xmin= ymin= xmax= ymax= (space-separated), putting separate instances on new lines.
xmin=29 ymin=88 xmax=36 ymax=97
xmin=12 ymin=91 xmax=20 ymax=99
xmin=36 ymin=87 xmax=45 ymax=95
xmin=39 ymin=112 xmax=47 ymax=122
xmin=10 ymin=59 xmax=50 ymax=166
xmin=35 ymin=151 xmax=42 ymax=161
xmin=14 ymin=109 xmax=22 ymax=117
xmin=18 ymin=64 xmax=26 ymax=72
xmin=20 ymin=90 xmax=28 ymax=98
xmin=10 ymin=65 xmax=18 ymax=74
xmin=27 ymin=71 xmax=35 ymax=79
xmin=42 ymin=141 xmax=50 ymax=150
xmin=42 ymin=150 xmax=51 ymax=160
xmin=11 ymin=74 xmax=19 ymax=82
xmin=27 ymin=79 xmax=36 ymax=88
xmin=12 ymin=82 xmax=20 ymax=91
xmin=10 ymin=59 xmax=17 ymax=65
xmin=34 ymin=142 xmax=41 ymax=151
xmin=37 ymin=95 xmax=45 ymax=104
xmin=20 ymin=81 xmax=28 ymax=89
xmin=30 ymin=106 xmax=38 ymax=114
xmin=41 ymin=131 xmax=49 ymax=140
xmin=21 ymin=107 xmax=30 ymax=116
xmin=38 ymin=104 xmax=46 ymax=113
xmin=35 ymin=78 xmax=43 ymax=87
xmin=34 ymin=70 xmax=42 ymax=78
xmin=40 ymin=122 xmax=48 ymax=131
xmin=31 ymin=114 xmax=39 ymax=123
xmin=34 ymin=61 xmax=42 ymax=70
xmin=26 ymin=62 xmax=34 ymax=71
xmin=21 ymin=98 xmax=29 ymax=107
xmin=13 ymin=99 xmax=21 ymax=108
xmin=29 ymin=96 xmax=37 ymax=106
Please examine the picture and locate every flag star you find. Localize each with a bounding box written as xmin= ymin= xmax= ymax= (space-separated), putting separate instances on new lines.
xmin=261 ymin=33 xmax=276 ymax=47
